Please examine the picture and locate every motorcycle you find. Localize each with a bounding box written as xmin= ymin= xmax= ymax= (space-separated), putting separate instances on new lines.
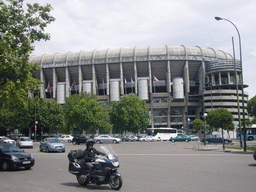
xmin=68 ymin=145 xmax=123 ymax=190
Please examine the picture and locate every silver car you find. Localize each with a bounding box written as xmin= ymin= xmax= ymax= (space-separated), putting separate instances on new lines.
xmin=94 ymin=135 xmax=121 ymax=144
xmin=39 ymin=138 xmax=65 ymax=153
xmin=16 ymin=137 xmax=33 ymax=148
xmin=0 ymin=136 xmax=16 ymax=145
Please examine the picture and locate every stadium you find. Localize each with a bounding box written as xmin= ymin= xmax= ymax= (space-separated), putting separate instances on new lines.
xmin=30 ymin=45 xmax=248 ymax=132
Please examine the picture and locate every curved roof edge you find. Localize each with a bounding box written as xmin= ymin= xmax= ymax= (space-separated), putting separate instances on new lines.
xmin=30 ymin=45 xmax=234 ymax=63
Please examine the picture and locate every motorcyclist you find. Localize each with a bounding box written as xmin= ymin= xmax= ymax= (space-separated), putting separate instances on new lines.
xmin=84 ymin=139 xmax=106 ymax=179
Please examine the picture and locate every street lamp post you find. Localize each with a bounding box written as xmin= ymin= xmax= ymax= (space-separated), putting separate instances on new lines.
xmin=215 ymin=16 xmax=246 ymax=151
xmin=203 ymin=113 xmax=207 ymax=146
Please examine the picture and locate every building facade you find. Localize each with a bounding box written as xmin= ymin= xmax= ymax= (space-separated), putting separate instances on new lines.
xmin=30 ymin=45 xmax=248 ymax=132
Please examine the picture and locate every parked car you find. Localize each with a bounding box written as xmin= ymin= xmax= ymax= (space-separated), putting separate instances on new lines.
xmin=138 ymin=135 xmax=156 ymax=142
xmin=39 ymin=138 xmax=66 ymax=153
xmin=0 ymin=136 xmax=16 ymax=145
xmin=169 ymin=135 xmax=191 ymax=142
xmin=127 ymin=135 xmax=137 ymax=141
xmin=253 ymin=147 xmax=256 ymax=161
xmin=115 ymin=135 xmax=130 ymax=142
xmin=72 ymin=135 xmax=89 ymax=145
xmin=201 ymin=134 xmax=232 ymax=144
xmin=94 ymin=135 xmax=121 ymax=144
xmin=16 ymin=137 xmax=33 ymax=148
xmin=60 ymin=135 xmax=74 ymax=143
xmin=10 ymin=135 xmax=19 ymax=141
xmin=0 ymin=143 xmax=35 ymax=171
xmin=189 ymin=135 xmax=199 ymax=141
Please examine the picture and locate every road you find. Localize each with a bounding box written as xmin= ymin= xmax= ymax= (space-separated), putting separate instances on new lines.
xmin=0 ymin=141 xmax=255 ymax=192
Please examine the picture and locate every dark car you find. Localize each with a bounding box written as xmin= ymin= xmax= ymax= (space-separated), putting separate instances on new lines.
xmin=0 ymin=143 xmax=35 ymax=171
xmin=72 ymin=135 xmax=89 ymax=145
xmin=201 ymin=134 xmax=232 ymax=144
xmin=10 ymin=135 xmax=19 ymax=141
xmin=115 ymin=135 xmax=130 ymax=142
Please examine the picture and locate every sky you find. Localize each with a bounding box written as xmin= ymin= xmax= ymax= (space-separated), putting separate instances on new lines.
xmin=24 ymin=0 xmax=256 ymax=99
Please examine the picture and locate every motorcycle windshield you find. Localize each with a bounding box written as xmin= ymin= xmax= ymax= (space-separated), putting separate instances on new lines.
xmin=100 ymin=145 xmax=117 ymax=160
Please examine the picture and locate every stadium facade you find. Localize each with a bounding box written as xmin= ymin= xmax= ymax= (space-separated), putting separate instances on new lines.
xmin=30 ymin=45 xmax=248 ymax=131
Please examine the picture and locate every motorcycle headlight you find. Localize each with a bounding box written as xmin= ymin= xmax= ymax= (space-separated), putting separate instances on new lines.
xmin=112 ymin=162 xmax=119 ymax=167
xmin=11 ymin=155 xmax=19 ymax=162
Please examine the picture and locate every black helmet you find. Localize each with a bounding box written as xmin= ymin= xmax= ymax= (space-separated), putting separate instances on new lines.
xmin=86 ymin=139 xmax=95 ymax=148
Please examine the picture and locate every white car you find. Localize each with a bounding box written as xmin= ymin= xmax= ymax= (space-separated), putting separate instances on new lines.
xmin=16 ymin=137 xmax=33 ymax=148
xmin=94 ymin=135 xmax=121 ymax=144
xmin=139 ymin=136 xmax=159 ymax=142
xmin=0 ymin=136 xmax=16 ymax=145
xmin=60 ymin=135 xmax=74 ymax=143
xmin=189 ymin=135 xmax=199 ymax=141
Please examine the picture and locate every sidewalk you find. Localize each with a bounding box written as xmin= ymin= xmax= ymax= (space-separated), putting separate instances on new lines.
xmin=194 ymin=144 xmax=253 ymax=154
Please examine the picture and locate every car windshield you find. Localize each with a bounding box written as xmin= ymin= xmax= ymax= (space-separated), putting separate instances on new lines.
xmin=2 ymin=137 xmax=10 ymax=141
xmin=20 ymin=137 xmax=31 ymax=141
xmin=0 ymin=144 xmax=22 ymax=152
xmin=47 ymin=138 xmax=61 ymax=143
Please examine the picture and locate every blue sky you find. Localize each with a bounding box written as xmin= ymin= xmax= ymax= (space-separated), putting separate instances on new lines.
xmin=24 ymin=0 xmax=256 ymax=99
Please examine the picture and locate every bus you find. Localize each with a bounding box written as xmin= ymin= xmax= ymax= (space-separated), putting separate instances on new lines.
xmin=147 ymin=128 xmax=182 ymax=141
xmin=236 ymin=124 xmax=256 ymax=141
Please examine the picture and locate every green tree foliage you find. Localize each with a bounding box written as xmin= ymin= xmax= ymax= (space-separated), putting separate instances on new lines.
xmin=192 ymin=119 xmax=204 ymax=132
xmin=206 ymin=109 xmax=233 ymax=149
xmin=109 ymin=93 xmax=150 ymax=134
xmin=43 ymin=100 xmax=64 ymax=135
xmin=247 ymin=96 xmax=256 ymax=118
xmin=63 ymin=92 xmax=110 ymax=134
xmin=0 ymin=0 xmax=55 ymax=131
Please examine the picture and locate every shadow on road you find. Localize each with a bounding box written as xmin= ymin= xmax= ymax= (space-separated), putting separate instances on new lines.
xmin=61 ymin=182 xmax=110 ymax=190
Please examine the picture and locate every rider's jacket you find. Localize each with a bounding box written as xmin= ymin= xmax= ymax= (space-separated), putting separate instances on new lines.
xmin=83 ymin=148 xmax=105 ymax=162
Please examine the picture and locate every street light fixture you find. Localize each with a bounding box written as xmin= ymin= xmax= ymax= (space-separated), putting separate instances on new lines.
xmin=215 ymin=16 xmax=246 ymax=151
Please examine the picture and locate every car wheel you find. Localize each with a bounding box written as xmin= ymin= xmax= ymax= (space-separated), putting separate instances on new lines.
xmin=39 ymin=145 xmax=43 ymax=152
xmin=206 ymin=140 xmax=209 ymax=144
xmin=185 ymin=139 xmax=189 ymax=142
xmin=62 ymin=150 xmax=65 ymax=153
xmin=172 ymin=140 xmax=175 ymax=143
xmin=68 ymin=140 xmax=71 ymax=143
xmin=248 ymin=137 xmax=253 ymax=141
xmin=73 ymin=141 xmax=77 ymax=145
xmin=46 ymin=147 xmax=50 ymax=153
xmin=96 ymin=140 xmax=101 ymax=144
xmin=224 ymin=140 xmax=228 ymax=144
xmin=2 ymin=161 xmax=10 ymax=171
xmin=113 ymin=140 xmax=117 ymax=144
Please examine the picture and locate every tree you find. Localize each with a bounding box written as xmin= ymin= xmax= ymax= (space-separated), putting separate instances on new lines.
xmin=109 ymin=93 xmax=150 ymax=134
xmin=0 ymin=0 xmax=55 ymax=132
xmin=192 ymin=119 xmax=204 ymax=138
xmin=64 ymin=92 xmax=110 ymax=135
xmin=247 ymin=96 xmax=256 ymax=119
xmin=205 ymin=109 xmax=233 ymax=150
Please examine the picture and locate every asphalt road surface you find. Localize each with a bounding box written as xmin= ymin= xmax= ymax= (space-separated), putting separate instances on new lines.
xmin=0 ymin=141 xmax=255 ymax=192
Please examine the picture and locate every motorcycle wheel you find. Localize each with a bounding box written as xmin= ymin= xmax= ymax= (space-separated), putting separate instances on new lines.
xmin=109 ymin=176 xmax=122 ymax=190
xmin=76 ymin=175 xmax=89 ymax=186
